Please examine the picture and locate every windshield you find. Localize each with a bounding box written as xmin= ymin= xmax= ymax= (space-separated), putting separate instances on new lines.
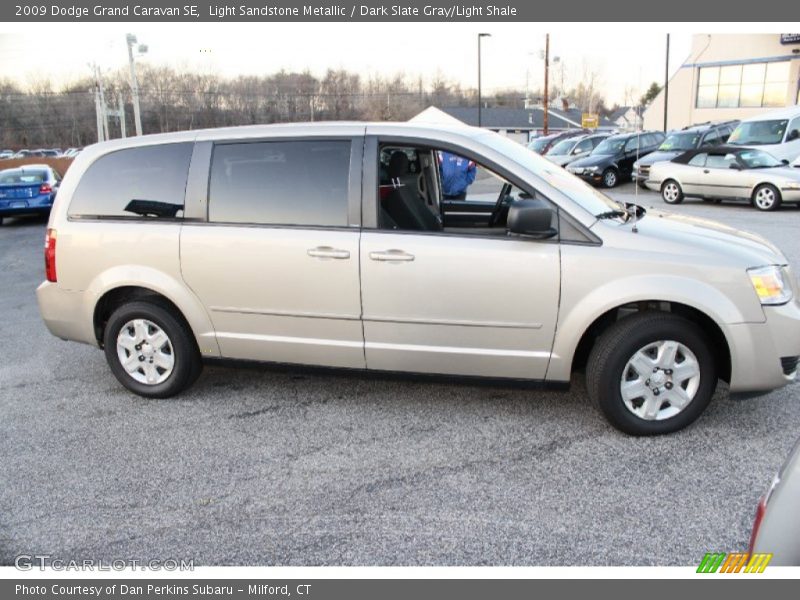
xmin=546 ymin=139 xmax=576 ymax=156
xmin=528 ymin=138 xmax=552 ymax=153
xmin=728 ymin=119 xmax=788 ymax=145
xmin=738 ymin=149 xmax=782 ymax=169
xmin=592 ymin=138 xmax=625 ymax=155
xmin=659 ymin=132 xmax=701 ymax=151
xmin=481 ymin=132 xmax=622 ymax=218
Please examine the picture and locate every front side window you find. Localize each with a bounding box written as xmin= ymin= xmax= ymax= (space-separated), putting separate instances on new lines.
xmin=68 ymin=143 xmax=193 ymax=219
xmin=208 ymin=140 xmax=351 ymax=226
xmin=696 ymin=61 xmax=790 ymax=109
xmin=688 ymin=153 xmax=707 ymax=167
xmin=705 ymin=154 xmax=736 ymax=169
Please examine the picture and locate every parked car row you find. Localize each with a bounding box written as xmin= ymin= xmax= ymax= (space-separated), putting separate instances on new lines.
xmin=0 ymin=147 xmax=82 ymax=160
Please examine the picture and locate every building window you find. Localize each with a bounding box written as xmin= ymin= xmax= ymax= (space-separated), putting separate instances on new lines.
xmin=696 ymin=61 xmax=790 ymax=109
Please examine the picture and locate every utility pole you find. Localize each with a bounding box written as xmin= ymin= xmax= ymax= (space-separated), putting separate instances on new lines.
xmin=126 ymin=33 xmax=146 ymax=136
xmin=543 ymin=34 xmax=550 ymax=135
xmin=97 ymin=68 xmax=110 ymax=141
xmin=664 ymin=33 xmax=670 ymax=132
xmin=90 ymin=65 xmax=104 ymax=143
xmin=118 ymin=96 xmax=127 ymax=138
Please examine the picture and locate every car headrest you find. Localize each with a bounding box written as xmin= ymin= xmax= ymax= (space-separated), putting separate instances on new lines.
xmin=388 ymin=151 xmax=410 ymax=179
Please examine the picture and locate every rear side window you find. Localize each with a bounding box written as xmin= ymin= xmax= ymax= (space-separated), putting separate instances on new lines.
xmin=68 ymin=143 xmax=192 ymax=219
xmin=208 ymin=140 xmax=351 ymax=227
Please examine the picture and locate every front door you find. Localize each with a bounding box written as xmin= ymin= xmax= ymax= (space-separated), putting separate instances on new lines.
xmin=360 ymin=141 xmax=560 ymax=380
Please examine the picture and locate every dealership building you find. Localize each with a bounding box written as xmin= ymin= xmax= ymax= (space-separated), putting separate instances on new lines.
xmin=643 ymin=34 xmax=800 ymax=130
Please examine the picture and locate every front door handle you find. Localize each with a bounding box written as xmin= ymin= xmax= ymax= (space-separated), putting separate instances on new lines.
xmin=369 ymin=249 xmax=415 ymax=262
xmin=307 ymin=246 xmax=350 ymax=260
xmin=703 ymin=169 xmax=710 ymax=174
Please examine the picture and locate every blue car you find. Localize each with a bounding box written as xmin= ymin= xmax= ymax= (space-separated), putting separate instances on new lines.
xmin=0 ymin=165 xmax=61 ymax=225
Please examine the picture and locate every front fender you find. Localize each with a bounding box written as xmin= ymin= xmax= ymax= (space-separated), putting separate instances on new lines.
xmin=547 ymin=273 xmax=760 ymax=382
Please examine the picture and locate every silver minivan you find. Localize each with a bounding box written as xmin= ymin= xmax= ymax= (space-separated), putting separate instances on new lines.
xmin=37 ymin=122 xmax=800 ymax=435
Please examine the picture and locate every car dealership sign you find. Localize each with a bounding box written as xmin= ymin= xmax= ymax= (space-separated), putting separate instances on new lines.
xmin=780 ymin=34 xmax=800 ymax=44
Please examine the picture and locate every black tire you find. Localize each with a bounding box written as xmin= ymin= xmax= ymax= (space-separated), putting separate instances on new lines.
xmin=601 ymin=168 xmax=619 ymax=188
xmin=103 ymin=300 xmax=202 ymax=398
xmin=751 ymin=183 xmax=782 ymax=212
xmin=586 ymin=312 xmax=717 ymax=436
xmin=661 ymin=179 xmax=684 ymax=204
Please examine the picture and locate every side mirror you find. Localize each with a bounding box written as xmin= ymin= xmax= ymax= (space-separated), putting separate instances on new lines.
xmin=787 ymin=129 xmax=799 ymax=141
xmin=507 ymin=199 xmax=557 ymax=239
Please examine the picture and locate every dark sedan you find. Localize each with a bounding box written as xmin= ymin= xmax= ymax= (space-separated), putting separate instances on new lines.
xmin=566 ymin=131 xmax=665 ymax=187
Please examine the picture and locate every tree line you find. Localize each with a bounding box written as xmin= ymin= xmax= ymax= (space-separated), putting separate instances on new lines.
xmin=0 ymin=64 xmax=623 ymax=149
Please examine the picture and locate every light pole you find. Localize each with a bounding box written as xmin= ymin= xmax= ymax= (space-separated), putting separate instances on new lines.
xmin=541 ymin=35 xmax=560 ymax=135
xmin=663 ymin=33 xmax=670 ymax=132
xmin=477 ymin=33 xmax=491 ymax=127
xmin=126 ymin=33 xmax=148 ymax=136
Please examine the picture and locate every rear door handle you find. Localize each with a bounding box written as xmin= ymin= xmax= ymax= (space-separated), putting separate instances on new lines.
xmin=703 ymin=169 xmax=710 ymax=174
xmin=369 ymin=249 xmax=415 ymax=262
xmin=307 ymin=246 xmax=350 ymax=260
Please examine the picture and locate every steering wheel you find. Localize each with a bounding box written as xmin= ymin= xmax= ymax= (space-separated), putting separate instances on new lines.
xmin=488 ymin=182 xmax=513 ymax=227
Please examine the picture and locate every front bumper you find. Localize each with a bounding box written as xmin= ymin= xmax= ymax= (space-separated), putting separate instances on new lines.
xmin=567 ymin=169 xmax=603 ymax=185
xmin=727 ymin=299 xmax=800 ymax=393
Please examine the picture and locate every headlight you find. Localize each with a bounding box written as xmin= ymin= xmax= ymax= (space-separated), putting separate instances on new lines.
xmin=748 ymin=265 xmax=793 ymax=305
xmin=585 ymin=166 xmax=599 ymax=173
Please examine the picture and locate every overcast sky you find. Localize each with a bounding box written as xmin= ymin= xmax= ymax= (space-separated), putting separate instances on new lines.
xmin=0 ymin=23 xmax=698 ymax=104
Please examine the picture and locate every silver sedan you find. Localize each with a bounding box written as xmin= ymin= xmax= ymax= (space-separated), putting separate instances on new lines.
xmin=646 ymin=146 xmax=800 ymax=211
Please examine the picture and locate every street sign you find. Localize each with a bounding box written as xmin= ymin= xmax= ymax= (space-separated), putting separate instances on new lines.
xmin=780 ymin=34 xmax=800 ymax=44
xmin=582 ymin=113 xmax=599 ymax=129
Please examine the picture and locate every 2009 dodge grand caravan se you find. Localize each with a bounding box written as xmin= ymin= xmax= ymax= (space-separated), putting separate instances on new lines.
xmin=37 ymin=122 xmax=800 ymax=435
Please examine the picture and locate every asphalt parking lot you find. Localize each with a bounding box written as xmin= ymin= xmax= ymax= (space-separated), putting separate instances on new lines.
xmin=1 ymin=182 xmax=799 ymax=566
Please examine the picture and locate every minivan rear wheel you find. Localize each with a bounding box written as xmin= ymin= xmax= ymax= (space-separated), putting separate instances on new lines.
xmin=586 ymin=312 xmax=716 ymax=435
xmin=104 ymin=301 xmax=202 ymax=398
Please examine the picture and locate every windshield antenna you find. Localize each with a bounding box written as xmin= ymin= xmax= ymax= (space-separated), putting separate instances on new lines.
xmin=630 ymin=103 xmax=647 ymax=234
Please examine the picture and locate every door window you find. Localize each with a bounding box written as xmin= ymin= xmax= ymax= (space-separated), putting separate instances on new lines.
xmin=688 ymin=153 xmax=707 ymax=167
xmin=208 ymin=140 xmax=351 ymax=226
xmin=705 ymin=154 xmax=736 ymax=169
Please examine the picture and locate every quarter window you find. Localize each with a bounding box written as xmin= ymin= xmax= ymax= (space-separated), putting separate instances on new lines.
xmin=68 ymin=143 xmax=193 ymax=219
xmin=208 ymin=140 xmax=351 ymax=226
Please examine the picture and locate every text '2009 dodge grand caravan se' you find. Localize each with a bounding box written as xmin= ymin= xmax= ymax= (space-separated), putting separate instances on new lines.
xmin=37 ymin=122 xmax=800 ymax=435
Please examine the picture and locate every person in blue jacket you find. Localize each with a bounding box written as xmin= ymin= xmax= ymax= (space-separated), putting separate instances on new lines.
xmin=438 ymin=151 xmax=477 ymax=200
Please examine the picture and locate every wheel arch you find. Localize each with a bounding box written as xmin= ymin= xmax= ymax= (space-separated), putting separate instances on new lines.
xmin=567 ymin=300 xmax=731 ymax=385
xmin=87 ymin=267 xmax=220 ymax=357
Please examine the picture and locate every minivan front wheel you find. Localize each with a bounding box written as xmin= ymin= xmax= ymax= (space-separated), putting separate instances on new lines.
xmin=586 ymin=312 xmax=716 ymax=435
xmin=104 ymin=301 xmax=202 ymax=398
